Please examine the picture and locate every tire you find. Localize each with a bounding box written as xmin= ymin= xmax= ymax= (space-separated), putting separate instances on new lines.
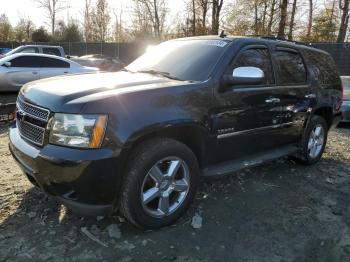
xmin=119 ymin=138 xmax=200 ymax=229
xmin=295 ymin=115 xmax=328 ymax=165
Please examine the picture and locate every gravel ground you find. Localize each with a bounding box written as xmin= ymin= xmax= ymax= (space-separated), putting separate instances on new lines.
xmin=0 ymin=123 xmax=350 ymax=262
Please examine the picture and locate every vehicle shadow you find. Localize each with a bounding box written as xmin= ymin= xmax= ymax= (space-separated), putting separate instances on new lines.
xmin=1 ymin=154 xmax=350 ymax=261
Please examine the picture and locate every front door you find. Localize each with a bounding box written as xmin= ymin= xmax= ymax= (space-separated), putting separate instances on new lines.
xmin=212 ymin=45 xmax=283 ymax=163
xmin=6 ymin=56 xmax=40 ymax=90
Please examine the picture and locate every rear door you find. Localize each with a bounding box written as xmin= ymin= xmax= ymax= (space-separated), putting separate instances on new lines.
xmin=37 ymin=57 xmax=71 ymax=79
xmin=271 ymin=46 xmax=311 ymax=144
xmin=212 ymin=45 xmax=283 ymax=162
xmin=5 ymin=56 xmax=40 ymax=89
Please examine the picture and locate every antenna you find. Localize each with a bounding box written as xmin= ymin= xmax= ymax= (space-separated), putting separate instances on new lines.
xmin=219 ymin=30 xmax=227 ymax=38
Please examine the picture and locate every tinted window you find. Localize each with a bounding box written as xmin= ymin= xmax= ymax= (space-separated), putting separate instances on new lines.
xmin=19 ymin=47 xmax=39 ymax=54
xmin=274 ymin=50 xmax=306 ymax=84
xmin=230 ymin=48 xmax=274 ymax=85
xmin=43 ymin=48 xmax=61 ymax=56
xmin=126 ymin=40 xmax=229 ymax=81
xmin=304 ymin=50 xmax=340 ymax=88
xmin=10 ymin=56 xmax=40 ymax=67
xmin=10 ymin=56 xmax=70 ymax=68
xmin=36 ymin=57 xmax=70 ymax=68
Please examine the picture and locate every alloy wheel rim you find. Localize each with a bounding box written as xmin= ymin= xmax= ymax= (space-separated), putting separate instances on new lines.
xmin=308 ymin=124 xmax=325 ymax=159
xmin=140 ymin=157 xmax=190 ymax=218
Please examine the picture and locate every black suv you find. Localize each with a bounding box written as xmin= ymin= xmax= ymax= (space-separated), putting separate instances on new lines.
xmin=9 ymin=36 xmax=343 ymax=229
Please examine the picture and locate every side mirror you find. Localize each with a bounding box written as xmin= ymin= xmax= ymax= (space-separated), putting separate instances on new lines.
xmin=2 ymin=61 xmax=11 ymax=68
xmin=222 ymin=66 xmax=265 ymax=87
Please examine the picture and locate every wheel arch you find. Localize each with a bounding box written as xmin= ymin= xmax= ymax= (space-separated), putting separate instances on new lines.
xmin=122 ymin=122 xmax=211 ymax=168
xmin=313 ymin=106 xmax=333 ymax=129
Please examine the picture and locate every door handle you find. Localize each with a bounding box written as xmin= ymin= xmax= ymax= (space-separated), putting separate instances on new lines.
xmin=305 ymin=93 xmax=316 ymax=99
xmin=265 ymin=97 xmax=280 ymax=103
xmin=32 ymin=71 xmax=38 ymax=75
xmin=64 ymin=72 xmax=68 ymax=74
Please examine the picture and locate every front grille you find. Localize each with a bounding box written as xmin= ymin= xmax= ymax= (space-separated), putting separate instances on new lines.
xmin=16 ymin=96 xmax=50 ymax=146
xmin=17 ymin=96 xmax=50 ymax=121
xmin=17 ymin=119 xmax=45 ymax=145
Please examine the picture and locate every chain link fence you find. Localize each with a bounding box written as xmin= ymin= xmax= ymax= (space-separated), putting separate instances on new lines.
xmin=0 ymin=41 xmax=349 ymax=75
xmin=0 ymin=42 xmax=155 ymax=64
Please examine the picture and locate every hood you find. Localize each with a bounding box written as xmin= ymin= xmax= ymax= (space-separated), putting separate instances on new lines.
xmin=20 ymin=71 xmax=186 ymax=112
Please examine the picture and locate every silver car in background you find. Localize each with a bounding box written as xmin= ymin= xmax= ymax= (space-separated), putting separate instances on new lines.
xmin=341 ymin=76 xmax=350 ymax=122
xmin=0 ymin=45 xmax=65 ymax=58
xmin=0 ymin=53 xmax=98 ymax=92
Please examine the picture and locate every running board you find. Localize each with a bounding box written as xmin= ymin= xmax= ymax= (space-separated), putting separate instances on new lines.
xmin=202 ymin=145 xmax=298 ymax=177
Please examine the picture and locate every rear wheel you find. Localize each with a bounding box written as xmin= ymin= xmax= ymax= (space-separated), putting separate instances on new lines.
xmin=119 ymin=138 xmax=199 ymax=229
xmin=295 ymin=115 xmax=328 ymax=165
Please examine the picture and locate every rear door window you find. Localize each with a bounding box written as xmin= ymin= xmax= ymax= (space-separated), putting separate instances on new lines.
xmin=274 ymin=49 xmax=307 ymax=85
xmin=229 ymin=47 xmax=275 ymax=85
xmin=36 ymin=57 xmax=70 ymax=68
xmin=43 ymin=48 xmax=62 ymax=56
xmin=10 ymin=56 xmax=40 ymax=67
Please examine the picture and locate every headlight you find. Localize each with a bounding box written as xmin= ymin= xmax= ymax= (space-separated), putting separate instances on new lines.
xmin=49 ymin=113 xmax=108 ymax=148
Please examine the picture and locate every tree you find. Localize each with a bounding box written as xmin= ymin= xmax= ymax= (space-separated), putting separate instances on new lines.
xmin=277 ymin=0 xmax=288 ymax=38
xmin=267 ymin=0 xmax=277 ymax=35
xmin=14 ymin=18 xmax=35 ymax=42
xmin=35 ymin=0 xmax=65 ymax=36
xmin=311 ymin=7 xmax=338 ymax=42
xmin=198 ymin=0 xmax=209 ymax=30
xmin=133 ymin=0 xmax=167 ymax=40
xmin=306 ymin=0 xmax=313 ymax=38
xmin=287 ymin=0 xmax=297 ymax=40
xmin=0 ymin=14 xmax=12 ymax=41
xmin=58 ymin=22 xmax=83 ymax=42
xmin=192 ymin=0 xmax=196 ymax=35
xmin=91 ymin=0 xmax=111 ymax=42
xmin=32 ymin=27 xmax=50 ymax=42
xmin=211 ymin=0 xmax=224 ymax=35
xmin=337 ymin=0 xmax=350 ymax=43
xmin=83 ymin=0 xmax=93 ymax=42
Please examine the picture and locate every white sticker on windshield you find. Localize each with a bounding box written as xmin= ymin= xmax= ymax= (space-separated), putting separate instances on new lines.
xmin=201 ymin=40 xmax=228 ymax=47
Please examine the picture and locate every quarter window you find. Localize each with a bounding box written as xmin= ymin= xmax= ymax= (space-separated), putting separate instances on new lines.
xmin=230 ymin=48 xmax=275 ymax=85
xmin=274 ymin=50 xmax=306 ymax=84
xmin=36 ymin=57 xmax=70 ymax=68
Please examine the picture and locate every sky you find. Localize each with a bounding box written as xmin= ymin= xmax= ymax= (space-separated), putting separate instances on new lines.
xmin=2 ymin=0 xmax=186 ymax=29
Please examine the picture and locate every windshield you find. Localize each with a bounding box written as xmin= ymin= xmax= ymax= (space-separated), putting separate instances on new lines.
xmin=126 ymin=39 xmax=230 ymax=81
xmin=5 ymin=46 xmax=21 ymax=56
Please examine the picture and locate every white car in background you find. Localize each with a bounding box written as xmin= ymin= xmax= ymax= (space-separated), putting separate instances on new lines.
xmin=0 ymin=53 xmax=98 ymax=92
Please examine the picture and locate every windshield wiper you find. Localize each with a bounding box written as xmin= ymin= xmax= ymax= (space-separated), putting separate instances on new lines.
xmin=137 ymin=69 xmax=181 ymax=81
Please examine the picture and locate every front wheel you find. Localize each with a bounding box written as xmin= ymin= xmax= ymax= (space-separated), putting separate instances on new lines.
xmin=119 ymin=138 xmax=199 ymax=229
xmin=295 ymin=115 xmax=328 ymax=165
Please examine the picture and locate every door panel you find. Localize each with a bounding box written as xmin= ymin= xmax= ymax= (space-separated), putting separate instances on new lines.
xmin=213 ymin=87 xmax=283 ymax=162
xmin=39 ymin=68 xmax=67 ymax=79
xmin=212 ymin=46 xmax=282 ymax=163
xmin=272 ymin=48 xmax=311 ymax=144
xmin=6 ymin=68 xmax=39 ymax=89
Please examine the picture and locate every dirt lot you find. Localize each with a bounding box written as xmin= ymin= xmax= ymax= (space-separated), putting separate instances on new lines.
xmin=1 ymin=122 xmax=350 ymax=262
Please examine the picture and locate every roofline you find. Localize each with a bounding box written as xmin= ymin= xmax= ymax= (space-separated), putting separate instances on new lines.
xmin=3 ymin=52 xmax=69 ymax=60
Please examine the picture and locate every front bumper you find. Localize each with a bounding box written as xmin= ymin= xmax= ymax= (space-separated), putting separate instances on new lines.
xmin=9 ymin=125 xmax=124 ymax=216
xmin=341 ymin=102 xmax=350 ymax=122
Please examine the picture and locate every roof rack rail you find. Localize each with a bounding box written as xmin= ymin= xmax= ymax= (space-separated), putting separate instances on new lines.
xmin=248 ymin=35 xmax=313 ymax=47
